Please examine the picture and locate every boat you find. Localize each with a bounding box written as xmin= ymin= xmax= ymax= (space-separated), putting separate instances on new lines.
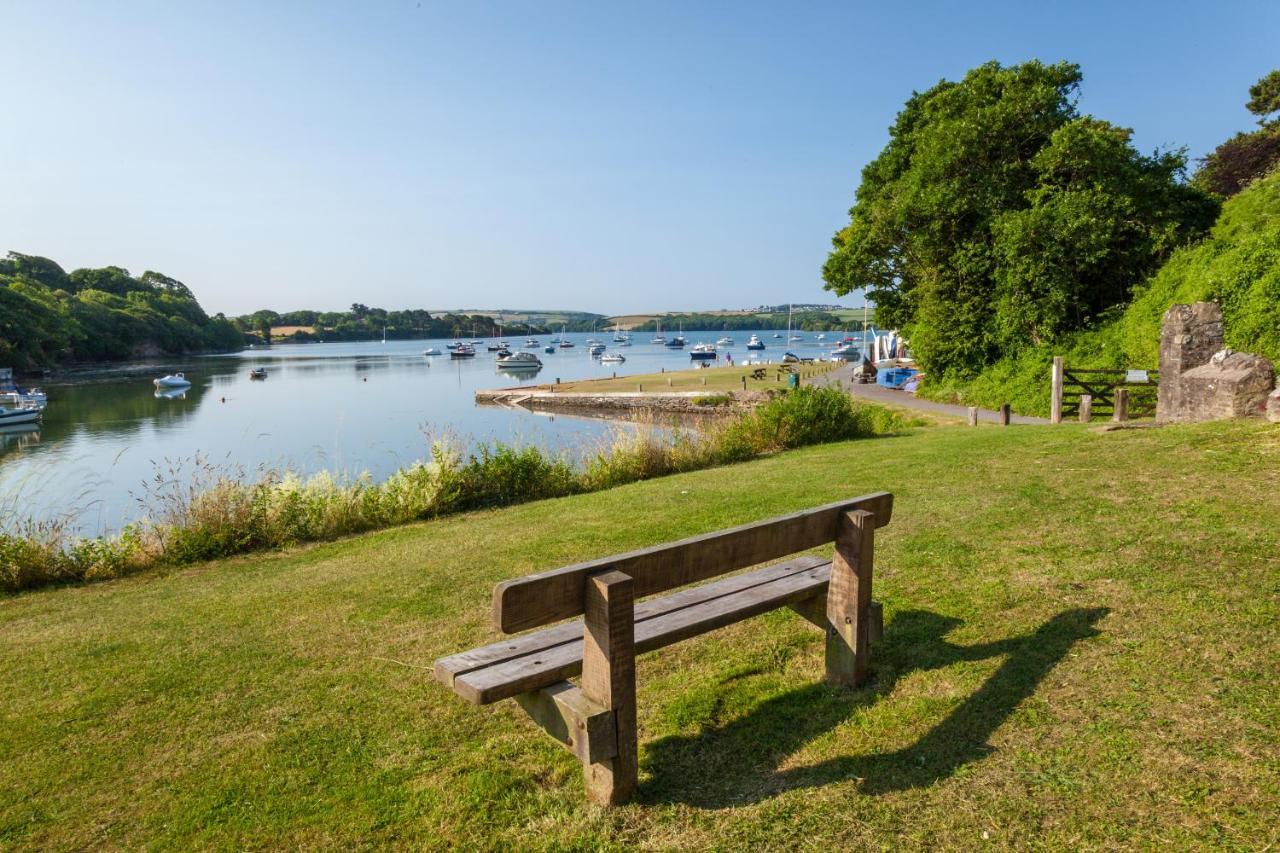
xmin=817 ymin=333 xmax=826 ymax=340
xmin=486 ymin=343 xmax=504 ymax=352
xmin=153 ymin=373 xmax=192 ymax=389
xmin=746 ymin=334 xmax=765 ymax=350
xmin=0 ymin=370 xmax=48 ymax=409
xmin=450 ymin=344 xmax=476 ymax=359
xmin=423 ymin=347 xmax=443 ymax=356
xmin=544 ymin=345 xmax=556 ymax=354
xmin=559 ymin=339 xmax=575 ymax=348
xmin=782 ymin=351 xmax=806 ymax=364
xmin=650 ymin=319 xmax=666 ymax=345
xmin=589 ymin=343 xmax=606 ymax=356
xmin=0 ymin=405 xmax=40 ymax=426
xmin=496 ymin=352 xmax=542 ymax=370
xmin=689 ymin=343 xmax=718 ymax=360
xmin=249 ymin=367 xmax=268 ymax=379
xmin=524 ymin=338 xmax=539 ymax=348
xmin=773 ymin=332 xmax=782 ymax=338
xmin=830 ymin=344 xmax=860 ymax=360
xmin=601 ymin=352 xmax=626 ymax=363
xmin=665 ymin=324 xmax=686 ymax=349
xmin=494 ymin=347 xmax=513 ymax=358
xmin=716 ymin=336 xmax=734 ymax=346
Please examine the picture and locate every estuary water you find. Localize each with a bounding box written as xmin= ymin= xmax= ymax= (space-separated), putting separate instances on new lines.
xmin=0 ymin=331 xmax=857 ymax=533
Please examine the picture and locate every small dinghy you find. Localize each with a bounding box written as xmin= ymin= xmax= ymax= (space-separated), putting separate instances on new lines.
xmin=249 ymin=368 xmax=268 ymax=379
xmin=601 ymin=352 xmax=625 ymax=363
xmin=153 ymin=373 xmax=192 ymax=389
xmin=423 ymin=347 xmax=443 ymax=356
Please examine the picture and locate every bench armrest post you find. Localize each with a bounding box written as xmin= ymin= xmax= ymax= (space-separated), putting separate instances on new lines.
xmin=580 ymin=570 xmax=638 ymax=805
xmin=826 ymin=509 xmax=875 ymax=687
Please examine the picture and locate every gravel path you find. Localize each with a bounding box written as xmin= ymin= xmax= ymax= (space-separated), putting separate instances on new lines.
xmin=809 ymin=363 xmax=1050 ymax=425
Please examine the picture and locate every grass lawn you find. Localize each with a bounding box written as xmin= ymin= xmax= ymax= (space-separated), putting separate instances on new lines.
xmin=546 ymin=362 xmax=838 ymax=395
xmin=1 ymin=420 xmax=1277 ymax=848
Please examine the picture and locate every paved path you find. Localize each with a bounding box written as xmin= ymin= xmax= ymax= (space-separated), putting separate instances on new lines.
xmin=810 ymin=363 xmax=1050 ymax=425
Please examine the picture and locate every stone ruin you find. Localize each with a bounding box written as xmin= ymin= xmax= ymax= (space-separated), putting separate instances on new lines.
xmin=1157 ymin=302 xmax=1277 ymax=423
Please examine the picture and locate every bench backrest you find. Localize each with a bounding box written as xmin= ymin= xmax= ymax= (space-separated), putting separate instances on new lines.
xmin=492 ymin=492 xmax=893 ymax=633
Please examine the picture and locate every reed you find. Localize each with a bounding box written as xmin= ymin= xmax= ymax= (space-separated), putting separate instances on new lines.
xmin=0 ymin=388 xmax=908 ymax=593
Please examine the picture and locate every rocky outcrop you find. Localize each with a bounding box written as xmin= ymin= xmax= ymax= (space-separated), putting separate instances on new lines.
xmin=1268 ymin=388 xmax=1280 ymax=424
xmin=1157 ymin=302 xmax=1275 ymax=423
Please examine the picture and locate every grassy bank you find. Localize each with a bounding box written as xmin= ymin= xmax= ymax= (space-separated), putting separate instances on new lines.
xmin=0 ymin=419 xmax=1276 ymax=847
xmin=0 ymin=387 xmax=901 ymax=593
xmin=544 ymin=361 xmax=837 ymax=394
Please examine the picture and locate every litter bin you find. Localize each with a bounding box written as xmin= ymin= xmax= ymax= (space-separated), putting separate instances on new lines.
xmin=787 ymin=373 xmax=799 ymax=389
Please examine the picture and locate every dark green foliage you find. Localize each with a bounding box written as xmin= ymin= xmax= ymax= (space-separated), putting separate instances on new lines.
xmin=1247 ymin=69 xmax=1280 ymax=123
xmin=823 ymin=60 xmax=1216 ymax=378
xmin=0 ymin=251 xmax=244 ymax=368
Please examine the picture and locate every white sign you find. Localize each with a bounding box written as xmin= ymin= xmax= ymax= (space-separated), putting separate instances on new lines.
xmin=1125 ymin=369 xmax=1150 ymax=384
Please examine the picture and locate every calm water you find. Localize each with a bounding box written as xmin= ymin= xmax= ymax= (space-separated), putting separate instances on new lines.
xmin=0 ymin=330 xmax=862 ymax=533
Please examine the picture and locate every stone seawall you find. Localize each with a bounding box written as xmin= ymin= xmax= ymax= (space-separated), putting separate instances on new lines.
xmin=475 ymin=388 xmax=771 ymax=416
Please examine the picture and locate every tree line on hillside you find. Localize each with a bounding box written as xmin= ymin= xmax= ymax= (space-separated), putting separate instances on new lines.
xmin=0 ymin=253 xmax=243 ymax=370
xmin=823 ymin=62 xmax=1280 ymax=382
xmin=232 ymin=305 xmax=609 ymax=343
xmin=627 ymin=311 xmax=872 ymax=333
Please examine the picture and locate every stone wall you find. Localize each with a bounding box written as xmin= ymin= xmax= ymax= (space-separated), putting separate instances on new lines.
xmin=1157 ymin=302 xmax=1276 ymax=423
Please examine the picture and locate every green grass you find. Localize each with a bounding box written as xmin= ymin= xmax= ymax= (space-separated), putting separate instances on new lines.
xmin=548 ymin=362 xmax=837 ymax=394
xmin=1 ymin=420 xmax=1278 ymax=847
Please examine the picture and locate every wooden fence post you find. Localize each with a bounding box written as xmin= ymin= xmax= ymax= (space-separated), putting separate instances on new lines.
xmin=967 ymin=406 xmax=978 ymax=427
xmin=826 ymin=510 xmax=874 ymax=688
xmin=580 ymin=571 xmax=637 ymax=805
xmin=1051 ymin=357 xmax=1064 ymax=424
xmin=1113 ymin=388 xmax=1129 ymax=423
xmin=1079 ymin=394 xmax=1092 ymax=422
xmin=999 ymin=404 xmax=1011 ymax=426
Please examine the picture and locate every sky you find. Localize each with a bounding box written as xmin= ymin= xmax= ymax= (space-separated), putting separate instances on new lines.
xmin=2 ymin=1 xmax=1276 ymax=317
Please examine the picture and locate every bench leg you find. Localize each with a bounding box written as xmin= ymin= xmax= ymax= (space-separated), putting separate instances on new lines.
xmin=580 ymin=570 xmax=638 ymax=805
xmin=826 ymin=509 xmax=874 ymax=687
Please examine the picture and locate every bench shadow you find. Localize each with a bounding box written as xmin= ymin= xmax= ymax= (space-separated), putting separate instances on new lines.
xmin=640 ymin=606 xmax=1107 ymax=808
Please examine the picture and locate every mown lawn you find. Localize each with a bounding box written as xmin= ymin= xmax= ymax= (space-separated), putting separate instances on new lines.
xmin=1 ymin=420 xmax=1277 ymax=848
xmin=548 ymin=362 xmax=837 ymax=395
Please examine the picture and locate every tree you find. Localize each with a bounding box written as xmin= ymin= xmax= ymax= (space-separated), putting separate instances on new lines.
xmin=823 ymin=60 xmax=1216 ymax=376
xmin=1246 ymin=69 xmax=1280 ymax=125
xmin=1194 ymin=71 xmax=1280 ymax=198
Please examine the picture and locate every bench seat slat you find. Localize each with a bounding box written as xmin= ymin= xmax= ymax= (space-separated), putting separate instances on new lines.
xmin=435 ymin=555 xmax=827 ymax=688
xmin=449 ymin=559 xmax=833 ymax=705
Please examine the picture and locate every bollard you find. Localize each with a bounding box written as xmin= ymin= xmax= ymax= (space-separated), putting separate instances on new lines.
xmin=967 ymin=406 xmax=978 ymax=427
xmin=612 ymin=371 xmax=616 ymax=379
xmin=999 ymin=404 xmax=1011 ymax=426
xmin=1051 ymin=356 xmax=1064 ymax=424
xmin=661 ymin=367 xmax=665 ymax=374
xmin=1079 ymin=394 xmax=1092 ymax=422
xmin=701 ymin=377 xmax=706 ymax=386
xmin=742 ymin=377 xmax=747 ymax=391
xmin=1113 ymin=388 xmax=1129 ymax=423
xmin=667 ymin=377 xmax=672 ymax=386
xmin=638 ymin=383 xmax=643 ymax=392
xmin=556 ymin=377 xmax=560 ymax=384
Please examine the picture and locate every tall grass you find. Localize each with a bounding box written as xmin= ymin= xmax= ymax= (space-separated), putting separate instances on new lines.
xmin=0 ymin=388 xmax=908 ymax=593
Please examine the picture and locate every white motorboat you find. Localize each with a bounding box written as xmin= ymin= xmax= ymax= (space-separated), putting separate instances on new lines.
xmin=589 ymin=343 xmax=606 ymax=356
xmin=496 ymin=352 xmax=542 ymax=370
xmin=423 ymin=347 xmax=443 ymax=355
xmin=716 ymin=336 xmax=733 ymax=346
xmin=689 ymin=343 xmax=718 ymax=361
xmin=0 ymin=405 xmax=40 ymax=426
xmin=0 ymin=371 xmax=48 ymax=410
xmin=450 ymin=344 xmax=477 ymax=359
xmin=600 ymin=352 xmax=626 ymax=363
xmin=746 ymin=334 xmax=765 ymax=350
xmin=153 ymin=373 xmax=192 ymax=389
xmin=830 ymin=344 xmax=860 ymax=360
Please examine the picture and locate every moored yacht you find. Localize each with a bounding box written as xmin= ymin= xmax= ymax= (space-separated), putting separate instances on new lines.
xmin=689 ymin=343 xmax=718 ymax=360
xmin=496 ymin=351 xmax=542 ymax=370
xmin=746 ymin=334 xmax=765 ymax=350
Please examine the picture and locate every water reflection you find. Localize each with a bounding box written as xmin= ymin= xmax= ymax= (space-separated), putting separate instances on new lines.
xmin=0 ymin=331 xmax=850 ymax=532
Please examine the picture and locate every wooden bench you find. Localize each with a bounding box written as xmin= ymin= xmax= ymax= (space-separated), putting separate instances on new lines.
xmin=434 ymin=492 xmax=893 ymax=805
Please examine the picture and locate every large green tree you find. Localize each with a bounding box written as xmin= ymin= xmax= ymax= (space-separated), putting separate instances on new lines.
xmin=1193 ymin=70 xmax=1280 ymax=199
xmin=823 ymin=60 xmax=1217 ymax=376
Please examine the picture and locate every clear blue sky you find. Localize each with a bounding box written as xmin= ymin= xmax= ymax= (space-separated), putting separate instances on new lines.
xmin=3 ymin=1 xmax=1276 ymax=316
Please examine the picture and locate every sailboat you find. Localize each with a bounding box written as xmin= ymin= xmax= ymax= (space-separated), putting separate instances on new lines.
xmin=650 ymin=319 xmax=666 ymax=345
xmin=665 ymin=322 xmax=686 ymax=349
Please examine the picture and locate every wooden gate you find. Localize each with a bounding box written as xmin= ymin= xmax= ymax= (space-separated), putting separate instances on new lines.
xmin=1051 ymin=357 xmax=1159 ymax=423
